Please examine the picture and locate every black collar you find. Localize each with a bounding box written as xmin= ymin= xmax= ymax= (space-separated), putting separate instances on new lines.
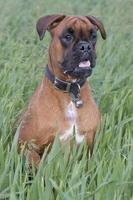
xmin=45 ymin=65 xmax=86 ymax=108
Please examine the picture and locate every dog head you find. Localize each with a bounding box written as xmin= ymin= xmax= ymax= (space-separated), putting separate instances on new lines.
xmin=36 ymin=15 xmax=106 ymax=79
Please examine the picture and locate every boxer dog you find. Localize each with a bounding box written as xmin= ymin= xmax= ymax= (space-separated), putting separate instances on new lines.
xmin=17 ymin=15 xmax=106 ymax=165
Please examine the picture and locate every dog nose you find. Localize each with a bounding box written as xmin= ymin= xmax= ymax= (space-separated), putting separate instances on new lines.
xmin=78 ymin=41 xmax=91 ymax=52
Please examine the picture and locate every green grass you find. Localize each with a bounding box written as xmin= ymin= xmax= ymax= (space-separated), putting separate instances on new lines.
xmin=0 ymin=0 xmax=133 ymax=199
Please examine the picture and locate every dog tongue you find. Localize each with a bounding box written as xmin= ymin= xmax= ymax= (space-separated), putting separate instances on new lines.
xmin=79 ymin=60 xmax=91 ymax=68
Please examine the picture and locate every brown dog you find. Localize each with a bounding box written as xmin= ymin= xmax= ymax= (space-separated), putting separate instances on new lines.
xmin=17 ymin=15 xmax=106 ymax=165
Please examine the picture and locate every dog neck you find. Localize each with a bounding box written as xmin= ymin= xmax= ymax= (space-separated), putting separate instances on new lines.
xmin=45 ymin=65 xmax=86 ymax=108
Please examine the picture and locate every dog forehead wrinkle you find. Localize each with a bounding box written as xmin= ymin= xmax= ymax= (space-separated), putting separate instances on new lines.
xmin=65 ymin=16 xmax=78 ymax=23
xmin=69 ymin=18 xmax=90 ymax=40
xmin=58 ymin=17 xmax=91 ymax=40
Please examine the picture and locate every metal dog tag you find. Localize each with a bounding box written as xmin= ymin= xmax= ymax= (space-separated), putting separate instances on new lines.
xmin=70 ymin=93 xmax=83 ymax=108
xmin=75 ymin=99 xmax=83 ymax=108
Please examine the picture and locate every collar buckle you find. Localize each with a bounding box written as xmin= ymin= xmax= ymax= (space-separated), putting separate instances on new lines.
xmin=54 ymin=77 xmax=72 ymax=93
xmin=54 ymin=78 xmax=60 ymax=90
xmin=66 ymin=82 xmax=71 ymax=92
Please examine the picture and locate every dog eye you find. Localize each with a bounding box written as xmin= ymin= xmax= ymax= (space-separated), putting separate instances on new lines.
xmin=91 ymin=32 xmax=97 ymax=40
xmin=60 ymin=32 xmax=73 ymax=47
xmin=64 ymin=34 xmax=73 ymax=41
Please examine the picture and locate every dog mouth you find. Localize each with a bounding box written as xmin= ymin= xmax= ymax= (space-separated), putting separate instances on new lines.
xmin=79 ymin=60 xmax=91 ymax=68
xmin=62 ymin=59 xmax=93 ymax=78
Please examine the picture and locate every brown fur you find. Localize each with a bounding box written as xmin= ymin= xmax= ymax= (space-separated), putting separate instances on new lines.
xmin=17 ymin=15 xmax=106 ymax=165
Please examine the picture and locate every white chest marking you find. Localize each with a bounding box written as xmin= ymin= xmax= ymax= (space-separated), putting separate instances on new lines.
xmin=60 ymin=102 xmax=76 ymax=141
xmin=66 ymin=101 xmax=77 ymax=122
xmin=60 ymin=102 xmax=85 ymax=144
xmin=75 ymin=128 xmax=85 ymax=144
xmin=59 ymin=125 xmax=74 ymax=141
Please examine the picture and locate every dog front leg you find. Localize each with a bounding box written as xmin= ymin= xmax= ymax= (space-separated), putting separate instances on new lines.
xmin=75 ymin=130 xmax=96 ymax=156
xmin=27 ymin=149 xmax=41 ymax=167
xmin=85 ymin=130 xmax=96 ymax=156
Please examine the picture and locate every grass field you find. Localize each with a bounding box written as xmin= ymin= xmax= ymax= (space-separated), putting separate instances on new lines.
xmin=0 ymin=0 xmax=133 ymax=199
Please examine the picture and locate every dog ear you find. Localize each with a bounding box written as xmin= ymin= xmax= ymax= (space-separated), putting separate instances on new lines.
xmin=86 ymin=15 xmax=107 ymax=40
xmin=36 ymin=15 xmax=66 ymax=40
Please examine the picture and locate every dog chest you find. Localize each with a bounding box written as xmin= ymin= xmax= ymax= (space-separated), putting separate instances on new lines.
xmin=60 ymin=101 xmax=85 ymax=144
xmin=66 ymin=101 xmax=77 ymax=122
